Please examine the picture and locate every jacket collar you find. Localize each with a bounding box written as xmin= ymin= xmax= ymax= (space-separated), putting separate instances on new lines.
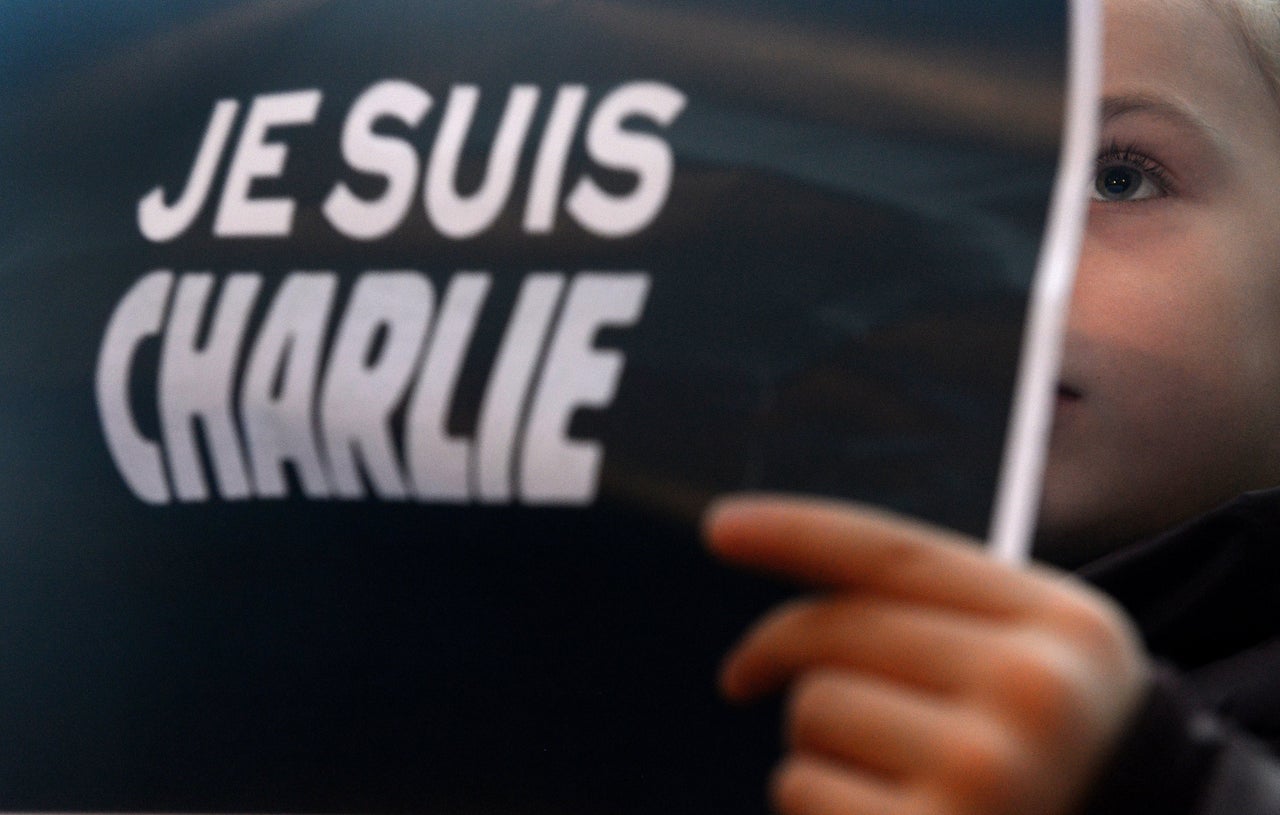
xmin=1078 ymin=488 xmax=1280 ymax=670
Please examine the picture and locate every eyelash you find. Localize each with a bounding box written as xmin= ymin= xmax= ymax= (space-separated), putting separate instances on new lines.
xmin=1095 ymin=141 xmax=1176 ymax=197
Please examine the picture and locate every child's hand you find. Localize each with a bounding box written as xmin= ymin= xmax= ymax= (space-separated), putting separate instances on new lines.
xmin=705 ymin=495 xmax=1150 ymax=815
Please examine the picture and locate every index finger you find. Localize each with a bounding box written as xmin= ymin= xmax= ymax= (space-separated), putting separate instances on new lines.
xmin=703 ymin=494 xmax=1059 ymax=619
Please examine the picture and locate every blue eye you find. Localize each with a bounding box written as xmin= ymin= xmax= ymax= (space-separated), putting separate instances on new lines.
xmin=1091 ymin=148 xmax=1171 ymax=203
xmin=1093 ymin=164 xmax=1160 ymax=202
xmin=1099 ymin=166 xmax=1137 ymax=197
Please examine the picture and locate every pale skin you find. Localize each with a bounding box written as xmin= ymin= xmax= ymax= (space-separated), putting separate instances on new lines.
xmin=710 ymin=0 xmax=1280 ymax=812
xmin=1038 ymin=0 xmax=1280 ymax=563
xmin=707 ymin=498 xmax=1147 ymax=815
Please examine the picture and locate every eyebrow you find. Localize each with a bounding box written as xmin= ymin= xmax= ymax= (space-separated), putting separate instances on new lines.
xmin=1101 ymin=93 xmax=1228 ymax=147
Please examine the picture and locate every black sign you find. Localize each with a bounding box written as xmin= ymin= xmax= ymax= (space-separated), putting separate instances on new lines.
xmin=0 ymin=1 xmax=1068 ymax=811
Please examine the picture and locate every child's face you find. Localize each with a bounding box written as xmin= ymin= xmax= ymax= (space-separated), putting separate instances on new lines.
xmin=1037 ymin=0 xmax=1280 ymax=563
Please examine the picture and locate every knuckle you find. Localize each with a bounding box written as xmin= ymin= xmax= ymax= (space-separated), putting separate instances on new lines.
xmin=761 ymin=595 xmax=876 ymax=658
xmin=1050 ymin=594 xmax=1131 ymax=658
xmin=861 ymin=536 xmax=932 ymax=588
xmin=766 ymin=596 xmax=857 ymax=642
xmin=1034 ymin=575 xmax=1144 ymax=676
xmin=936 ymin=722 xmax=1026 ymax=813
xmin=762 ymin=597 xmax=825 ymax=633
xmin=770 ymin=756 xmax=821 ymax=815
xmin=785 ymin=673 xmax=841 ymax=749
xmin=738 ymin=597 xmax=827 ymax=660
xmin=984 ymin=640 xmax=1085 ymax=742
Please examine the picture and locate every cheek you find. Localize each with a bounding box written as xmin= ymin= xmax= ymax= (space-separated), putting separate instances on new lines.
xmin=1044 ymin=222 xmax=1280 ymax=543
xmin=1177 ymin=217 xmax=1280 ymax=428
xmin=1068 ymin=235 xmax=1236 ymax=393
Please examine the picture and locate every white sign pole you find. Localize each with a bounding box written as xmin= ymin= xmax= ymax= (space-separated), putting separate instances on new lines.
xmin=988 ymin=0 xmax=1102 ymax=565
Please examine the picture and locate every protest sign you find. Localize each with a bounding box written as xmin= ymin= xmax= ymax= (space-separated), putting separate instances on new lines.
xmin=0 ymin=1 xmax=1092 ymax=811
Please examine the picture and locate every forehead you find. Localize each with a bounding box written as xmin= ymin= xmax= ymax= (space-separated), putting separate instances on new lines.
xmin=1103 ymin=0 xmax=1277 ymax=135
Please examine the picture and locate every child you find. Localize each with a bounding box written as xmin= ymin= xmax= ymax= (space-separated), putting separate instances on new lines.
xmin=706 ymin=0 xmax=1280 ymax=813
xmin=1037 ymin=0 xmax=1280 ymax=567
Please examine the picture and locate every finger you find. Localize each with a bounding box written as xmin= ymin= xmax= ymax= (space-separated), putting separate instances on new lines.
xmin=718 ymin=594 xmax=1000 ymax=701
xmin=771 ymin=754 xmax=906 ymax=815
xmin=785 ymin=670 xmax=963 ymax=780
xmin=704 ymin=494 xmax=1058 ymax=617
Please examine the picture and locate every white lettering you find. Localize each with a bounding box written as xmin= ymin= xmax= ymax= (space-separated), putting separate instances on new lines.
xmin=142 ymin=79 xmax=686 ymax=242
xmin=240 ymin=272 xmax=339 ymax=498
xmin=95 ymin=270 xmax=175 ymax=503
xmin=138 ymin=101 xmax=239 ymax=242
xmin=523 ymin=86 xmax=588 ymax=234
xmin=425 ymin=85 xmax=540 ymax=239
xmin=98 ymin=267 xmax=648 ymax=507
xmin=405 ymin=273 xmax=491 ymax=500
xmin=473 ymin=274 xmax=565 ymax=502
xmin=213 ymin=89 xmax=322 ymax=237
xmin=521 ymin=273 xmax=650 ymax=504
xmin=566 ymin=82 xmax=686 ymax=237
xmin=159 ymin=273 xmax=260 ymax=501
xmin=320 ymin=272 xmax=433 ymax=499
xmin=323 ymin=80 xmax=433 ymax=240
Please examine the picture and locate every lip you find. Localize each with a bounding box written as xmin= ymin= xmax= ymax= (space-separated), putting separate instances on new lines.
xmin=1056 ymin=383 xmax=1084 ymax=403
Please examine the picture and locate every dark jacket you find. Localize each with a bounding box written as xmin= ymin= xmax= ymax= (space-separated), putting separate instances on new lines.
xmin=1078 ymin=488 xmax=1280 ymax=813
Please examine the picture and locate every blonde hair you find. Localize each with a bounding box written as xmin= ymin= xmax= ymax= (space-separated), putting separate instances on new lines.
xmin=1214 ymin=0 xmax=1280 ymax=101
